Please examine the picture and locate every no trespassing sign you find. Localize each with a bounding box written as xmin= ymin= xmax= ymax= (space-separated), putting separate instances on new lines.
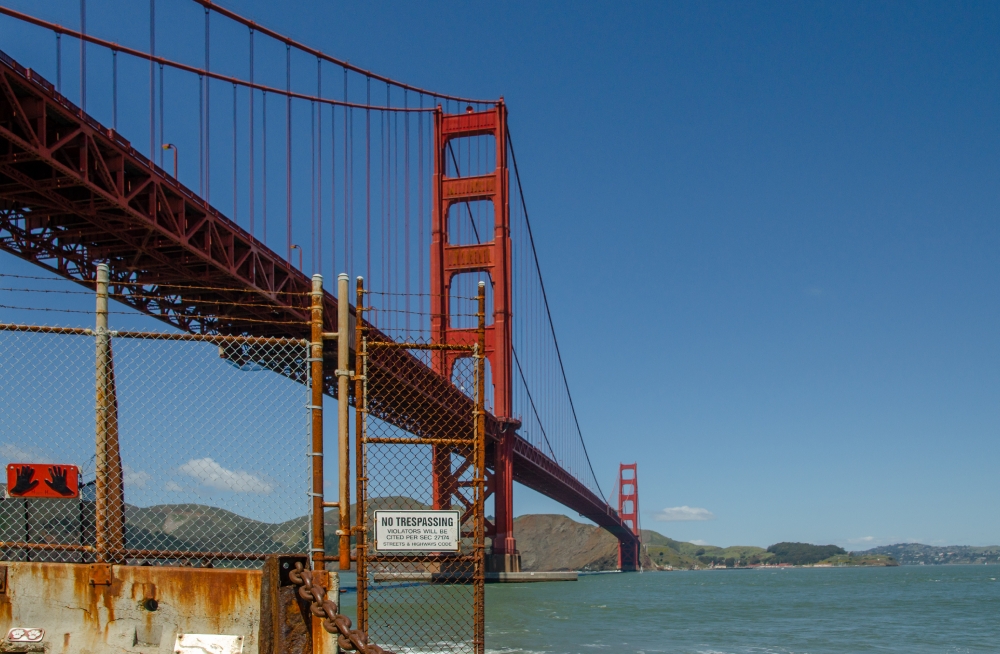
xmin=374 ymin=510 xmax=461 ymax=552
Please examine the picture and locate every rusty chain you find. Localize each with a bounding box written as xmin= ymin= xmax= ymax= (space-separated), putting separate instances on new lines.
xmin=288 ymin=562 xmax=394 ymax=654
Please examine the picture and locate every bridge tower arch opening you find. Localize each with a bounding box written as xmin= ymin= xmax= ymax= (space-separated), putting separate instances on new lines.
xmin=431 ymin=102 xmax=520 ymax=573
xmin=617 ymin=463 xmax=641 ymax=571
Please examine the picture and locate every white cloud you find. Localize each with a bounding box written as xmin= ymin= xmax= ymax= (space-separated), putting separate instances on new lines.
xmin=847 ymin=536 xmax=876 ymax=545
xmin=0 ymin=442 xmax=52 ymax=463
xmin=178 ymin=458 xmax=272 ymax=494
xmin=654 ymin=506 xmax=715 ymax=522
xmin=123 ymin=466 xmax=151 ymax=489
xmin=689 ymin=540 xmax=710 ymax=546
xmin=164 ymin=481 xmax=184 ymax=492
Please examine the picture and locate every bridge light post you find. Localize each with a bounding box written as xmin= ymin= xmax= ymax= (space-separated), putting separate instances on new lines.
xmin=161 ymin=143 xmax=177 ymax=179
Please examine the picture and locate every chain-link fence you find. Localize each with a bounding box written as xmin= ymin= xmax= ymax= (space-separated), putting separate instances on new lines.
xmin=356 ymin=286 xmax=486 ymax=654
xmin=0 ymin=323 xmax=310 ymax=567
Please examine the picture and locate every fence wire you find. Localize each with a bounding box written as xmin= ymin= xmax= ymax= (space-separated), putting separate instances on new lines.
xmin=0 ymin=324 xmax=310 ymax=567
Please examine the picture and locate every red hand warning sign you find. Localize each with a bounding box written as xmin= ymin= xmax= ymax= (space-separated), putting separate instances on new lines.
xmin=6 ymin=464 xmax=80 ymax=499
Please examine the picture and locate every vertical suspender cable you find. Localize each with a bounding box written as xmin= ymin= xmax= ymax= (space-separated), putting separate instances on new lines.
xmin=286 ymin=44 xmax=292 ymax=262
xmin=343 ymin=69 xmax=349 ymax=274
xmin=348 ymin=106 xmax=353 ymax=275
xmin=159 ymin=64 xmax=164 ymax=165
xmin=111 ymin=50 xmax=117 ymax=131
xmin=199 ymin=74 xmax=203 ymax=196
xmin=233 ymin=83 xmax=238 ymax=222
xmin=404 ymin=90 xmax=410 ymax=335
xmin=311 ymin=98 xmax=316 ymax=271
xmin=262 ymin=91 xmax=267 ymax=245
xmin=148 ymin=0 xmax=154 ymax=161
xmin=382 ymin=86 xmax=388 ymax=298
xmin=55 ymin=33 xmax=62 ymax=93
xmin=418 ymin=95 xmax=423 ymax=321
xmin=79 ymin=0 xmax=86 ymax=112
xmin=317 ymin=58 xmax=322 ymax=275
xmin=366 ymin=77 xmax=371 ymax=284
xmin=249 ymin=28 xmax=255 ymax=237
xmin=204 ymin=8 xmax=211 ymax=203
xmin=331 ymin=87 xmax=336 ymax=276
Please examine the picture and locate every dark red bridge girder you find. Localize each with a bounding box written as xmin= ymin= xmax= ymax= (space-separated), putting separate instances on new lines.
xmin=0 ymin=50 xmax=638 ymax=547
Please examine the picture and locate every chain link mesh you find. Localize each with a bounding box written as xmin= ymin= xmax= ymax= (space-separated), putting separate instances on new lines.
xmin=0 ymin=324 xmax=310 ymax=567
xmin=357 ymin=290 xmax=485 ymax=654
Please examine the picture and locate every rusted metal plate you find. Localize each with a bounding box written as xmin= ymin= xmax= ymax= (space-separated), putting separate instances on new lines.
xmin=87 ymin=564 xmax=112 ymax=586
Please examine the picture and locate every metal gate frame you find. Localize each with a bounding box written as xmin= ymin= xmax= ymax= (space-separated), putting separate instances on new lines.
xmin=355 ymin=281 xmax=487 ymax=654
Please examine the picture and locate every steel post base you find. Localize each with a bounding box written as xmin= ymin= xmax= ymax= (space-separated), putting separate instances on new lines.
xmin=486 ymin=551 xmax=522 ymax=573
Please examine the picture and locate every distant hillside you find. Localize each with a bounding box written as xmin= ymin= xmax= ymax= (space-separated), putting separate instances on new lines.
xmin=53 ymin=500 xmax=912 ymax=570
xmin=514 ymin=515 xmax=745 ymax=571
xmin=859 ymin=543 xmax=1000 ymax=565
xmin=767 ymin=542 xmax=846 ymax=565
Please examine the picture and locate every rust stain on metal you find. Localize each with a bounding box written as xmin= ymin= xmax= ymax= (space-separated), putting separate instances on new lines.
xmin=88 ymin=564 xmax=112 ymax=586
xmin=2 ymin=563 xmax=264 ymax=653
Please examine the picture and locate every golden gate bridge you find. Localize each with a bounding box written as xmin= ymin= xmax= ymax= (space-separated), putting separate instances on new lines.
xmin=0 ymin=1 xmax=641 ymax=572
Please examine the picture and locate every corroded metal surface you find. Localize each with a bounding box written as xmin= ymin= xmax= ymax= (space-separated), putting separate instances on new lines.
xmin=0 ymin=563 xmax=263 ymax=654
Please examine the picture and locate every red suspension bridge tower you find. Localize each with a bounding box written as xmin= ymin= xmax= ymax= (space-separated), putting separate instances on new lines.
xmin=617 ymin=463 xmax=641 ymax=571
xmin=430 ymin=102 xmax=522 ymax=573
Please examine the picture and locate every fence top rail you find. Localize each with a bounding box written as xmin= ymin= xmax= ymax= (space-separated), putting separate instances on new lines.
xmin=367 ymin=341 xmax=477 ymax=353
xmin=111 ymin=330 xmax=308 ymax=346
xmin=0 ymin=323 xmax=309 ymax=346
xmin=0 ymin=323 xmax=93 ymax=335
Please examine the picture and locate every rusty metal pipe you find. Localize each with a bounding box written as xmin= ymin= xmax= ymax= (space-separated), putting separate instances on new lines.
xmin=337 ymin=273 xmax=351 ymax=570
xmin=355 ymin=276 xmax=367 ymax=631
xmin=310 ymin=274 xmax=325 ymax=571
xmin=474 ymin=280 xmax=487 ymax=654
xmin=94 ymin=263 xmax=125 ymax=562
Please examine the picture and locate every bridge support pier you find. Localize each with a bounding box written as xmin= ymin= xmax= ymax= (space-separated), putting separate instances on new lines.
xmin=618 ymin=539 xmax=640 ymax=572
xmin=487 ymin=428 xmax=520 ymax=573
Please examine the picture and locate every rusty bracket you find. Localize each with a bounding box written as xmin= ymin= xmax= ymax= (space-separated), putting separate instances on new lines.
xmin=0 ymin=565 xmax=7 ymax=594
xmin=89 ymin=563 xmax=113 ymax=586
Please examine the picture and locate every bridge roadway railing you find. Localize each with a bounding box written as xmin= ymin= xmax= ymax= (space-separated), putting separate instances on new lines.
xmin=0 ymin=50 xmax=639 ymax=548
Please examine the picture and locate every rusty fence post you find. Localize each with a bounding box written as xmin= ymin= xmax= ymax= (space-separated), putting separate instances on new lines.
xmin=337 ymin=273 xmax=351 ymax=570
xmin=474 ymin=281 xmax=487 ymax=654
xmin=94 ymin=262 xmax=124 ymax=561
xmin=354 ymin=276 xmax=368 ymax=632
xmin=310 ymin=274 xmax=325 ymax=572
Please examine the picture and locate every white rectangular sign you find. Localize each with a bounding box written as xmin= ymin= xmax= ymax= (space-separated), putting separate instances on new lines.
xmin=374 ymin=510 xmax=461 ymax=552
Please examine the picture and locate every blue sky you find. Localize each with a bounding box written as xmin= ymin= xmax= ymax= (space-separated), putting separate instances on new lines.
xmin=1 ymin=1 xmax=998 ymax=549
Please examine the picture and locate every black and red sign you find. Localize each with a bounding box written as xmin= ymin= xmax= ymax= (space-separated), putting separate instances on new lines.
xmin=5 ymin=464 xmax=79 ymax=498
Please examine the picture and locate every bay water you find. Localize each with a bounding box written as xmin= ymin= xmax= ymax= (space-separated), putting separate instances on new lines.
xmin=340 ymin=565 xmax=998 ymax=653
xmin=485 ymin=566 xmax=999 ymax=653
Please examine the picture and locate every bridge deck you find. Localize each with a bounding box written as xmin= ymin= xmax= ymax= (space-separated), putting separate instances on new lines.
xmin=0 ymin=51 xmax=637 ymax=545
